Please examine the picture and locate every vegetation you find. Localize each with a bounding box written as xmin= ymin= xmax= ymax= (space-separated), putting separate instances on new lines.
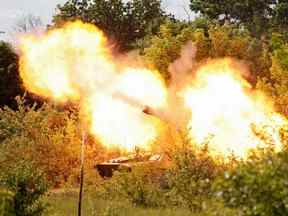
xmin=53 ymin=0 xmax=171 ymax=51
xmin=0 ymin=162 xmax=48 ymax=216
xmin=189 ymin=0 xmax=288 ymax=37
xmin=0 ymin=188 xmax=14 ymax=216
xmin=143 ymin=21 xmax=270 ymax=82
xmin=44 ymin=190 xmax=191 ymax=216
xmin=0 ymin=42 xmax=23 ymax=108
xmin=215 ymin=148 xmax=288 ymax=216
xmin=1 ymin=0 xmax=288 ymax=215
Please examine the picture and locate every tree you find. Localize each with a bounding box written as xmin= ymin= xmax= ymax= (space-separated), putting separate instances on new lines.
xmin=189 ymin=0 xmax=276 ymax=37
xmin=0 ymin=42 xmax=24 ymax=108
xmin=144 ymin=21 xmax=193 ymax=81
xmin=272 ymin=1 xmax=288 ymax=37
xmin=144 ymin=21 xmax=270 ymax=83
xmin=257 ymin=33 xmax=288 ymax=115
xmin=53 ymin=0 xmax=170 ymax=51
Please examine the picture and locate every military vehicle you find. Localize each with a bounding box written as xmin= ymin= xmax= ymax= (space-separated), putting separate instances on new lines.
xmin=96 ymin=151 xmax=169 ymax=178
xmin=96 ymin=106 xmax=170 ymax=178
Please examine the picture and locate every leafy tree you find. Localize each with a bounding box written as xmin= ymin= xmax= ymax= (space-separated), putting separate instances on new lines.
xmin=53 ymin=0 xmax=169 ymax=51
xmin=144 ymin=22 xmax=270 ymax=83
xmin=144 ymin=21 xmax=195 ymax=81
xmin=189 ymin=0 xmax=277 ymax=37
xmin=257 ymin=33 xmax=288 ymax=115
xmin=0 ymin=42 xmax=24 ymax=108
xmin=272 ymin=1 xmax=288 ymax=35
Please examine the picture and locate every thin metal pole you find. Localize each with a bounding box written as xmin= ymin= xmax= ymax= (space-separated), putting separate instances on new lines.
xmin=78 ymin=130 xmax=86 ymax=216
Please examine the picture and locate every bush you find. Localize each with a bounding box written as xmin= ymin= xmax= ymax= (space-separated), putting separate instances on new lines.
xmin=97 ymin=165 xmax=168 ymax=208
xmin=0 ymin=161 xmax=48 ymax=216
xmin=166 ymin=133 xmax=222 ymax=212
xmin=0 ymin=97 xmax=112 ymax=187
xmin=0 ymin=98 xmax=81 ymax=187
xmin=215 ymin=148 xmax=288 ymax=216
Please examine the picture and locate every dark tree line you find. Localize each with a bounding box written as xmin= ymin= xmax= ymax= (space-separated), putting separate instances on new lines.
xmin=190 ymin=0 xmax=288 ymax=37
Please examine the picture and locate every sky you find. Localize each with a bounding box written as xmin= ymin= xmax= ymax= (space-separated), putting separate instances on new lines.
xmin=0 ymin=0 xmax=192 ymax=41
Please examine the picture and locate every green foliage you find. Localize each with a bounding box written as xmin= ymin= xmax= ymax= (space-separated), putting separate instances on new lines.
xmin=144 ymin=22 xmax=269 ymax=83
xmin=0 ymin=162 xmax=48 ymax=216
xmin=144 ymin=21 xmax=194 ymax=81
xmin=0 ymin=188 xmax=14 ymax=216
xmin=166 ymin=134 xmax=221 ymax=212
xmin=208 ymin=25 xmax=249 ymax=58
xmin=53 ymin=0 xmax=169 ymax=51
xmin=271 ymin=1 xmax=288 ymax=35
xmin=92 ymin=133 xmax=236 ymax=215
xmin=0 ymin=96 xmax=112 ymax=189
xmin=270 ymin=33 xmax=287 ymax=51
xmin=0 ymin=42 xmax=23 ymax=108
xmin=0 ymin=97 xmax=82 ymax=187
xmin=189 ymin=0 xmax=279 ymax=37
xmin=215 ymin=149 xmax=288 ymax=216
xmin=257 ymin=35 xmax=288 ymax=115
xmin=97 ymin=165 xmax=167 ymax=208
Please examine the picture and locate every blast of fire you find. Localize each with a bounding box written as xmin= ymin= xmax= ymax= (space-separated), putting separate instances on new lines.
xmin=19 ymin=21 xmax=287 ymax=158
xmin=19 ymin=21 xmax=166 ymax=151
xmin=182 ymin=59 xmax=286 ymax=158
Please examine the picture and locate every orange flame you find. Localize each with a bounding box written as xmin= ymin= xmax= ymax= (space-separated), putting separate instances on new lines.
xmin=182 ymin=59 xmax=286 ymax=158
xmin=19 ymin=21 xmax=113 ymax=101
xmin=18 ymin=21 xmax=287 ymax=158
xmin=19 ymin=21 xmax=166 ymax=151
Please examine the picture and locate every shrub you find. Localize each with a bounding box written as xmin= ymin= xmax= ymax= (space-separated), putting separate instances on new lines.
xmin=166 ymin=133 xmax=222 ymax=212
xmin=0 ymin=98 xmax=81 ymax=187
xmin=215 ymin=148 xmax=288 ymax=216
xmin=0 ymin=161 xmax=48 ymax=216
xmin=96 ymin=164 xmax=169 ymax=208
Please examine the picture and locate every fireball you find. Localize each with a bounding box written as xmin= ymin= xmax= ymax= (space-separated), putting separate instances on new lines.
xmin=19 ymin=21 xmax=166 ymax=151
xmin=182 ymin=59 xmax=286 ymax=158
xmin=84 ymin=93 xmax=162 ymax=150
xmin=18 ymin=21 xmax=287 ymax=157
xmin=19 ymin=21 xmax=115 ymax=102
xmin=115 ymin=67 xmax=167 ymax=109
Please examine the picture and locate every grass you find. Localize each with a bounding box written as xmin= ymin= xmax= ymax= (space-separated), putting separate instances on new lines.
xmin=44 ymin=186 xmax=237 ymax=216
xmin=44 ymin=189 xmax=192 ymax=216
